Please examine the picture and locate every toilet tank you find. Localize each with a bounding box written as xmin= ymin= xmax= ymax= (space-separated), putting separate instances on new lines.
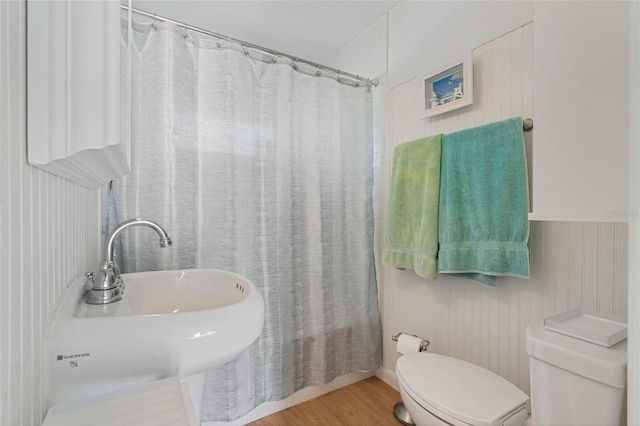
xmin=526 ymin=316 xmax=627 ymax=426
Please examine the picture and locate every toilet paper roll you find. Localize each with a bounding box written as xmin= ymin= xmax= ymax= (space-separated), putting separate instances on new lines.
xmin=397 ymin=333 xmax=423 ymax=355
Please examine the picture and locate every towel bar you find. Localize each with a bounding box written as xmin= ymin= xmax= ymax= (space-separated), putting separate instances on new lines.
xmin=392 ymin=332 xmax=430 ymax=352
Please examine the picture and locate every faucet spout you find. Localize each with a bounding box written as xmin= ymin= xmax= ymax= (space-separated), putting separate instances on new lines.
xmin=86 ymin=218 xmax=172 ymax=305
xmin=104 ymin=218 xmax=172 ymax=264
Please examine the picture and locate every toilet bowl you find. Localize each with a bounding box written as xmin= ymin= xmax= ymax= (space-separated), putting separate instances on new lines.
xmin=397 ymin=353 xmax=529 ymax=426
xmin=396 ymin=316 xmax=627 ymax=426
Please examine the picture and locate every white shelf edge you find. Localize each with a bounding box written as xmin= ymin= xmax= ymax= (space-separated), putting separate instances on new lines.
xmin=528 ymin=211 xmax=629 ymax=223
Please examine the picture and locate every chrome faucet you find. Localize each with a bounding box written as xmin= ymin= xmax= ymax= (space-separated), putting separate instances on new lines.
xmin=85 ymin=218 xmax=172 ymax=305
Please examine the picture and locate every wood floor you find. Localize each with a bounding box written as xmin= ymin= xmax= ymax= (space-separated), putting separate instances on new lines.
xmin=247 ymin=377 xmax=402 ymax=425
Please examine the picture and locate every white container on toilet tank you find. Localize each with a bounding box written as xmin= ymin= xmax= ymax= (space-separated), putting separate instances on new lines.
xmin=526 ymin=316 xmax=627 ymax=426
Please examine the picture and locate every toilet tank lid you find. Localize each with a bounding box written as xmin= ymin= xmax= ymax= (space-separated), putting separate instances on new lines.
xmin=396 ymin=353 xmax=529 ymax=426
xmin=526 ymin=317 xmax=627 ymax=388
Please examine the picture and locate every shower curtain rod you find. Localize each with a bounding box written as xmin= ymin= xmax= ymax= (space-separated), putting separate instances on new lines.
xmin=121 ymin=4 xmax=379 ymax=88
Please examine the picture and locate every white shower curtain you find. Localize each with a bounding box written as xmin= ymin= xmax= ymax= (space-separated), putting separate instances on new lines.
xmin=108 ymin=19 xmax=381 ymax=421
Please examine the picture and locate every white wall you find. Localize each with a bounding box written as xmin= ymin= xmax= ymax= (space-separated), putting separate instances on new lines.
xmin=328 ymin=0 xmax=629 ymax=396
xmin=628 ymin=4 xmax=640 ymax=423
xmin=387 ymin=1 xmax=533 ymax=88
xmin=0 ymin=2 xmax=102 ymax=425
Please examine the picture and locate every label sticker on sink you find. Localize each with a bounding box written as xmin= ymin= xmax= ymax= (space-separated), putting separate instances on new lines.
xmin=56 ymin=353 xmax=90 ymax=361
xmin=56 ymin=352 xmax=90 ymax=368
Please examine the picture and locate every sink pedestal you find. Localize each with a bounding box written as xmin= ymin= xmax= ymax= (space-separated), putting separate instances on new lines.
xmin=186 ymin=372 xmax=207 ymax=425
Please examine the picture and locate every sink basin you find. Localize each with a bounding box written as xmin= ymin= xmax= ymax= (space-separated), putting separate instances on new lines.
xmin=75 ymin=269 xmax=255 ymax=316
xmin=46 ymin=268 xmax=264 ymax=409
xmin=125 ymin=269 xmax=251 ymax=314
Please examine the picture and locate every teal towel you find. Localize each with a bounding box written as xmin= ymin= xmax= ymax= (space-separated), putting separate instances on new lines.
xmin=438 ymin=117 xmax=530 ymax=287
xmin=383 ymin=135 xmax=442 ymax=279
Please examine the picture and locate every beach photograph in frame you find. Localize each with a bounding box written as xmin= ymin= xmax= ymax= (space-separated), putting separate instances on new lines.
xmin=420 ymin=54 xmax=473 ymax=118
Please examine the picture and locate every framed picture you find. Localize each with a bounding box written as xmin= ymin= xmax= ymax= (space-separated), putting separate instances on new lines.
xmin=419 ymin=53 xmax=473 ymax=119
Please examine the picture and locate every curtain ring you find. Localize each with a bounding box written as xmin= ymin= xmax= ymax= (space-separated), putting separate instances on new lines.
xmin=151 ymin=14 xmax=158 ymax=30
xmin=183 ymin=22 xmax=188 ymax=38
xmin=293 ymin=58 xmax=299 ymax=71
xmin=216 ymin=36 xmax=222 ymax=48
xmin=243 ymin=45 xmax=249 ymax=56
xmin=271 ymin=51 xmax=278 ymax=63
xmin=315 ymin=64 xmax=321 ymax=77
xmin=355 ymin=75 xmax=361 ymax=87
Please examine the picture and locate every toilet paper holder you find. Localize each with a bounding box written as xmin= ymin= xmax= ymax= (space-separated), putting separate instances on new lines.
xmin=392 ymin=332 xmax=430 ymax=352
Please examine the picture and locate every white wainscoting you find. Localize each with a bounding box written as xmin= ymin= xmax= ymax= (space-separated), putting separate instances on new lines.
xmin=378 ymin=22 xmax=628 ymax=394
xmin=0 ymin=2 xmax=102 ymax=425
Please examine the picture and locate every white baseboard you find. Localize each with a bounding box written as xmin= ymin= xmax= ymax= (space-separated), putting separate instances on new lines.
xmin=201 ymin=371 xmax=374 ymax=426
xmin=375 ymin=366 xmax=398 ymax=391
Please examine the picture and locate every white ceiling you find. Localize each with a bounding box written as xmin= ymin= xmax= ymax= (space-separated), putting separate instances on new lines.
xmin=132 ymin=1 xmax=399 ymax=64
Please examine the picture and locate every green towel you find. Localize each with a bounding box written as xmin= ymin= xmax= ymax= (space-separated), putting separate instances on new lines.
xmin=382 ymin=135 xmax=442 ymax=279
xmin=438 ymin=117 xmax=530 ymax=287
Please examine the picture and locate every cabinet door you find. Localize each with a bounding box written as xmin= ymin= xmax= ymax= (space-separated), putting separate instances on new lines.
xmin=531 ymin=1 xmax=629 ymax=222
xmin=27 ymin=1 xmax=129 ymax=189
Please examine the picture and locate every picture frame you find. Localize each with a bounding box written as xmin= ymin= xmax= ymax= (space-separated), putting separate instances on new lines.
xmin=419 ymin=53 xmax=473 ymax=119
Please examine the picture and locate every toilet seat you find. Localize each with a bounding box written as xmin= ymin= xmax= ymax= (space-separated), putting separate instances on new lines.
xmin=396 ymin=353 xmax=529 ymax=426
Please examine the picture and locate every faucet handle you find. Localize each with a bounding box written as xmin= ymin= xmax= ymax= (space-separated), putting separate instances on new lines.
xmin=85 ymin=271 xmax=95 ymax=285
xmin=85 ymin=263 xmax=123 ymax=305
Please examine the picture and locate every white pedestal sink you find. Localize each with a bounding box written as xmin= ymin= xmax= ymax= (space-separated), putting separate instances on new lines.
xmin=46 ymin=268 xmax=264 ymax=421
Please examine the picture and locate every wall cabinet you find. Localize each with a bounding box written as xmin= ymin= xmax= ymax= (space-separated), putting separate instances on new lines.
xmin=27 ymin=1 xmax=129 ymax=189
xmin=531 ymin=2 xmax=629 ymax=222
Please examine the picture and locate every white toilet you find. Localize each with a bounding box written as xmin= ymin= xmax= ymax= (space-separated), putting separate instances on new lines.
xmin=396 ymin=316 xmax=627 ymax=426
